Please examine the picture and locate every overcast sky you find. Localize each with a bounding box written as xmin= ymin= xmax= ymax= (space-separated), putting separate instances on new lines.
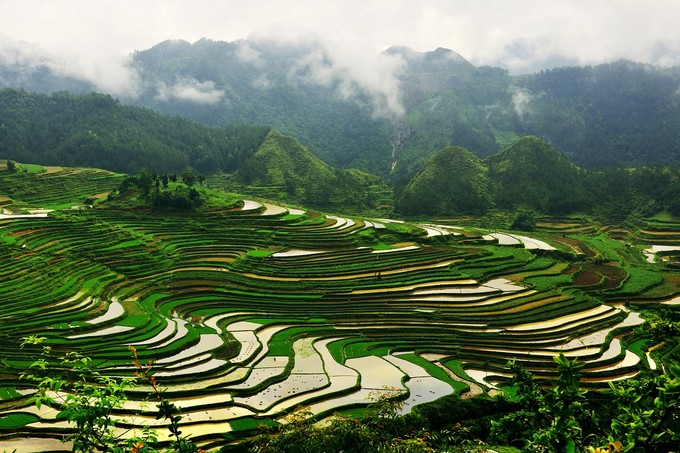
xmin=1 ymin=0 xmax=680 ymax=96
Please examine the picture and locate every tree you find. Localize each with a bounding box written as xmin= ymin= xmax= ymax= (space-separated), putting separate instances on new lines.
xmin=511 ymin=209 xmax=536 ymax=231
xmin=6 ymin=159 xmax=17 ymax=173
xmin=181 ymin=167 xmax=200 ymax=187
xmin=137 ymin=168 xmax=153 ymax=195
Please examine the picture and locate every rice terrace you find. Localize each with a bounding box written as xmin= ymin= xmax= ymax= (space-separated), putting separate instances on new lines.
xmin=0 ymin=161 xmax=679 ymax=451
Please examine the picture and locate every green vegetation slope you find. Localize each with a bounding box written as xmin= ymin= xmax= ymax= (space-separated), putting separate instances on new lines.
xmin=0 ymin=88 xmax=271 ymax=174
xmin=396 ymin=146 xmax=491 ymax=215
xmin=396 ymin=136 xmax=680 ymax=218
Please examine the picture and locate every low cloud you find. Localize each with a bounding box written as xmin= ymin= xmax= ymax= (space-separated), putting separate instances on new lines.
xmin=155 ymin=78 xmax=225 ymax=104
xmin=510 ymin=87 xmax=535 ymax=119
xmin=0 ymin=33 xmax=141 ymax=97
xmin=285 ymin=37 xmax=406 ymax=118
xmin=250 ymin=75 xmax=272 ymax=89
xmin=236 ymin=41 xmax=265 ymax=67
xmin=0 ymin=35 xmax=51 ymax=68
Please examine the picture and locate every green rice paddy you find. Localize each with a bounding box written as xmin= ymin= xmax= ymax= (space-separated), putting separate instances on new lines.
xmin=0 ymin=166 xmax=678 ymax=448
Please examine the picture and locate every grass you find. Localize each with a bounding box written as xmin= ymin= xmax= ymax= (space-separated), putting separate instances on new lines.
xmin=229 ymin=416 xmax=278 ymax=431
xmin=616 ymin=265 xmax=664 ymax=295
xmin=0 ymin=413 xmax=40 ymax=428
xmin=394 ymin=353 xmax=470 ymax=392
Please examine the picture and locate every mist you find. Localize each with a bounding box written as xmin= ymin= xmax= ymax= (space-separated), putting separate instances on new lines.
xmin=3 ymin=0 xmax=680 ymax=110
xmin=283 ymin=37 xmax=406 ymax=118
xmin=154 ymin=78 xmax=226 ymax=105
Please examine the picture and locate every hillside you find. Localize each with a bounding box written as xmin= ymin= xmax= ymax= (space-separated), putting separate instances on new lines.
xmin=0 ymin=164 xmax=679 ymax=451
xmin=396 ymin=136 xmax=680 ymax=218
xmin=0 ymin=90 xmax=678 ymax=219
xmin=234 ymin=129 xmax=390 ymax=210
xmin=396 ymin=146 xmax=491 ymax=215
xmin=0 ymin=89 xmax=390 ymax=212
xmin=0 ymin=88 xmax=271 ymax=174
xmin=485 ymin=135 xmax=591 ymax=214
xmin=3 ymin=39 xmax=680 ymax=175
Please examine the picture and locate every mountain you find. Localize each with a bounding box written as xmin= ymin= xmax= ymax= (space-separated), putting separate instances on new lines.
xmin=126 ymin=40 xmax=680 ymax=173
xmin=485 ymin=135 xmax=591 ymax=214
xmin=396 ymin=146 xmax=491 ymax=215
xmin=2 ymin=38 xmax=680 ymax=176
xmin=129 ymin=38 xmax=394 ymax=176
xmin=236 ymin=129 xmax=389 ymax=209
xmin=396 ymin=136 xmax=680 ymax=218
xmin=383 ymin=46 xmax=476 ymax=83
xmin=518 ymin=61 xmax=680 ymax=168
xmin=0 ymin=88 xmax=271 ymax=174
xmin=0 ymin=88 xmax=388 ymax=212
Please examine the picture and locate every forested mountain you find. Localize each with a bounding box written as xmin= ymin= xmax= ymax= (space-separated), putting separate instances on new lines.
xmin=396 ymin=136 xmax=680 ymax=218
xmin=0 ymin=88 xmax=270 ymax=174
xmin=235 ymin=129 xmax=389 ymax=209
xmin=520 ymin=61 xmax=680 ymax=168
xmin=2 ymin=38 xmax=680 ymax=176
xmin=0 ymin=89 xmax=388 ymax=211
xmin=396 ymin=146 xmax=491 ymax=215
xmin=485 ymin=136 xmax=591 ymax=214
xmin=130 ymin=39 xmax=393 ymax=176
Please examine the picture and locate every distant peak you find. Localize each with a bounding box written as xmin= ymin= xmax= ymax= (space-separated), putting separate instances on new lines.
xmin=382 ymin=45 xmax=421 ymax=59
xmin=428 ymin=47 xmax=466 ymax=61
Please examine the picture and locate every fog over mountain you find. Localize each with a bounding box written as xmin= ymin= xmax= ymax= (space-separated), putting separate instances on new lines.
xmin=2 ymin=0 xmax=680 ymax=95
xmin=2 ymin=1 xmax=680 ymax=177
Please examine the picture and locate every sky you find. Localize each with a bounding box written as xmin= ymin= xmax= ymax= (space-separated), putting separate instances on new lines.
xmin=1 ymin=0 xmax=680 ymax=100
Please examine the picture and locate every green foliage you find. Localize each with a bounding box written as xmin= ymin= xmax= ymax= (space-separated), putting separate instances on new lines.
xmin=510 ymin=209 xmax=537 ymax=232
xmin=107 ymin=168 xmax=210 ymax=210
xmin=5 ymin=159 xmax=17 ymax=173
xmin=396 ymin=146 xmax=492 ymax=215
xmin=492 ymin=351 xmax=680 ymax=453
xmin=20 ymin=337 xmax=204 ymax=453
xmin=0 ymin=88 xmax=270 ymax=175
xmin=603 ymin=369 xmax=680 ymax=452
xmin=130 ymin=347 xmax=204 ymax=453
xmin=21 ymin=339 xmax=153 ymax=452
xmin=246 ymin=390 xmax=436 ymax=453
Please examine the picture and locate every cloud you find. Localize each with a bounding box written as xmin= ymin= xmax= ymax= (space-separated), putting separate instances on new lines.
xmin=3 ymin=0 xmax=680 ymax=99
xmin=510 ymin=87 xmax=535 ymax=119
xmin=0 ymin=35 xmax=51 ymax=68
xmin=285 ymin=37 xmax=406 ymax=118
xmin=155 ymin=78 xmax=226 ymax=104
xmin=236 ymin=41 xmax=265 ymax=67
xmin=250 ymin=75 xmax=272 ymax=89
xmin=0 ymin=33 xmax=140 ymax=97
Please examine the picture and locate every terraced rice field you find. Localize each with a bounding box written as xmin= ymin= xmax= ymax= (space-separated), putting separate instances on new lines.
xmin=0 ymin=171 xmax=678 ymax=448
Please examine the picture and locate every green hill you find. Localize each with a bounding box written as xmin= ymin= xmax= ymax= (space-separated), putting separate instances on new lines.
xmin=396 ymin=146 xmax=491 ymax=215
xmin=237 ymin=130 xmax=389 ymax=210
xmin=0 ymin=88 xmax=270 ymax=174
xmin=395 ymin=136 xmax=680 ymax=218
xmin=485 ymin=136 xmax=591 ymax=214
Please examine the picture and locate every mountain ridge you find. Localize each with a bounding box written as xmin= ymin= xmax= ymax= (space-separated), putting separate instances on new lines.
xmin=2 ymin=38 xmax=680 ymax=176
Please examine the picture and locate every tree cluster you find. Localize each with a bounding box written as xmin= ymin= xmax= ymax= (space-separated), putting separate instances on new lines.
xmin=112 ymin=168 xmax=206 ymax=210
